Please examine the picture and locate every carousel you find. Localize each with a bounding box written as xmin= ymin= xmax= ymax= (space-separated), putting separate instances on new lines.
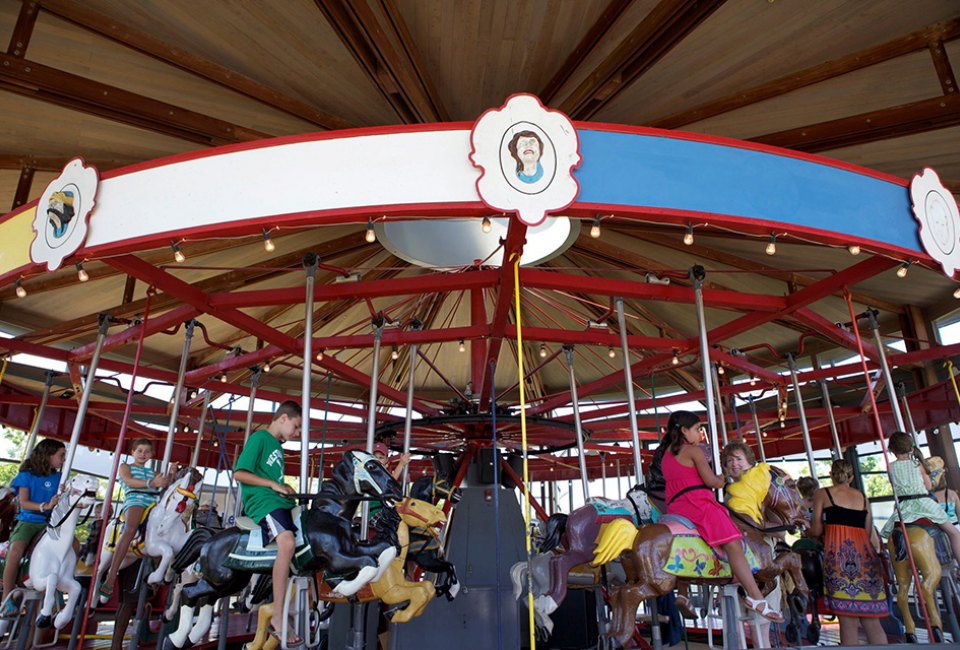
xmin=0 ymin=3 xmax=958 ymax=650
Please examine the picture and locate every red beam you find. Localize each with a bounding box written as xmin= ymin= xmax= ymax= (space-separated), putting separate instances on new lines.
xmin=471 ymin=288 xmax=486 ymax=396
xmin=506 ymin=325 xmax=676 ymax=350
xmin=500 ymin=458 xmax=549 ymax=521
xmin=69 ymin=304 xmax=199 ymax=361
xmin=710 ymin=349 xmax=785 ymax=385
xmin=790 ymin=307 xmax=880 ymax=359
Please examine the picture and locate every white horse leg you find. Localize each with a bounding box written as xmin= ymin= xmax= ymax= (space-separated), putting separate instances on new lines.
xmin=370 ymin=546 xmax=397 ymax=582
xmin=166 ymin=604 xmax=196 ymax=648
xmin=54 ymin=575 xmax=81 ymax=629
xmin=146 ymin=542 xmax=173 ymax=585
xmin=332 ymin=565 xmax=377 ymax=598
xmin=188 ymin=603 xmax=215 ymax=644
xmin=37 ymin=573 xmax=58 ymax=626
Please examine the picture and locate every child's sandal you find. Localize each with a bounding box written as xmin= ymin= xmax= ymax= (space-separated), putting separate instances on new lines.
xmin=744 ymin=595 xmax=783 ymax=623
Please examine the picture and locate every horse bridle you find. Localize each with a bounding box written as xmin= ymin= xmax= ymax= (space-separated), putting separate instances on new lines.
xmin=47 ymin=488 xmax=98 ymax=530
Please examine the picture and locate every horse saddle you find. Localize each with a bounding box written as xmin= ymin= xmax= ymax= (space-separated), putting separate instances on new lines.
xmin=104 ymin=503 xmax=157 ymax=556
xmin=891 ymin=522 xmax=952 ymax=564
xmin=225 ymin=507 xmax=313 ymax=573
xmin=659 ymin=514 xmax=760 ymax=580
xmin=587 ymin=500 xmax=638 ymax=527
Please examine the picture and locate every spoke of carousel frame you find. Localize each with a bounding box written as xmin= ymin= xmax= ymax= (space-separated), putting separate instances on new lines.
xmin=23 ymin=370 xmax=56 ymax=456
xmin=62 ymin=314 xmax=111 ymax=478
xmin=190 ymin=391 xmax=212 ymax=468
xmin=818 ymin=379 xmax=842 ymax=459
xmin=690 ymin=267 xmax=722 ymax=480
xmin=389 ymin=291 xmax=459 ymax=396
xmin=865 ymin=310 xmax=908 ymax=433
xmin=386 ymin=293 xmax=447 ymax=393
xmin=160 ymin=319 xmax=195 ymax=472
xmin=787 ymin=354 xmax=818 ymax=479
xmin=897 ymin=382 xmax=920 ymax=443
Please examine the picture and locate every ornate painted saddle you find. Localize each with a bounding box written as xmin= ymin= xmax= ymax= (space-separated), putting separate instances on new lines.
xmin=103 ymin=502 xmax=157 ymax=557
xmin=587 ymin=499 xmax=638 ymax=527
xmin=892 ymin=520 xmax=952 ymax=564
xmin=660 ymin=514 xmax=760 ymax=580
xmin=224 ymin=507 xmax=315 ymax=573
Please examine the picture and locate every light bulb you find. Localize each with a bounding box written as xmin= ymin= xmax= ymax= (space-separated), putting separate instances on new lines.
xmin=954 ymin=287 xmax=960 ymax=299
xmin=316 ymin=349 xmax=325 ymax=361
xmin=458 ymin=339 xmax=465 ymax=353
xmin=481 ymin=216 xmax=492 ymax=234
xmin=76 ymin=263 xmax=89 ymax=282
xmin=717 ymin=364 xmax=725 ymax=375
xmin=608 ymin=346 xmax=616 ymax=358
xmin=539 ymin=344 xmax=547 ymax=358
xmin=263 ymin=229 xmax=275 ymax=253
xmin=848 ymin=244 xmax=860 ymax=255
xmin=750 ymin=375 xmax=757 ymax=386
xmin=765 ymin=235 xmax=777 ymax=256
xmin=263 ymin=362 xmax=271 ymax=373
xmin=391 ymin=345 xmax=399 ymax=360
xmin=14 ymin=281 xmax=26 ymax=298
xmin=219 ymin=373 xmax=227 ymax=383
xmin=683 ymin=225 xmax=694 ymax=246
xmin=896 ymin=262 xmax=909 ymax=278
xmin=365 ymin=218 xmax=376 ymax=243
xmin=172 ymin=243 xmax=185 ymax=263
xmin=672 ymin=351 xmax=680 ymax=366
xmin=590 ymin=217 xmax=601 ymax=239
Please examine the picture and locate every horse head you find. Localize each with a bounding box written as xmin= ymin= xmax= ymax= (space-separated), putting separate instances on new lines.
xmin=152 ymin=467 xmax=202 ymax=536
xmin=410 ymin=476 xmax=460 ymax=505
xmin=333 ymin=451 xmax=402 ymax=504
xmin=764 ymin=467 xmax=807 ymax=532
xmin=396 ymin=497 xmax=446 ymax=528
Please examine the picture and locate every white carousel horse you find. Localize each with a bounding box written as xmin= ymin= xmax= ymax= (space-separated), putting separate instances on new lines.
xmin=24 ymin=474 xmax=99 ymax=629
xmin=95 ymin=467 xmax=201 ymax=599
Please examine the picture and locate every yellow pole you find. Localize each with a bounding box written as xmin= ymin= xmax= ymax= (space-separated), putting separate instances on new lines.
xmin=513 ymin=256 xmax=536 ymax=649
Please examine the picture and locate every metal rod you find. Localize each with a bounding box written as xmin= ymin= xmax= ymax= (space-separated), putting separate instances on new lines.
xmin=690 ymin=268 xmax=721 ymax=483
xmin=161 ymin=320 xmax=195 ymax=472
xmin=24 ymin=370 xmax=55 ymax=456
xmin=401 ymin=320 xmax=422 ymax=490
xmin=615 ymin=458 xmax=622 ymax=500
xmin=819 ymin=379 xmax=842 ymax=459
xmin=615 ymin=298 xmax=643 ymax=482
xmin=788 ymin=354 xmax=817 ymax=479
xmin=711 ymin=362 xmax=728 ymax=447
xmin=600 ymin=452 xmax=607 ymax=498
xmin=301 ymin=254 xmax=318 ymax=491
xmin=63 ymin=314 xmax=111 ymax=478
xmin=360 ymin=324 xmax=383 ymax=535
xmin=190 ymin=391 xmax=212 ymax=468
xmin=567 ymin=448 xmax=574 ymax=512
xmin=748 ymin=397 xmax=766 ymax=463
xmin=242 ymin=367 xmax=262 ymax=445
xmin=897 ymin=382 xmax=919 ymax=444
xmin=563 ymin=345 xmax=591 ymax=501
xmin=867 ymin=311 xmax=907 ymax=432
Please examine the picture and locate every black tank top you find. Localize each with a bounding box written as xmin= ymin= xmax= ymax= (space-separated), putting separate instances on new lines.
xmin=823 ymin=487 xmax=868 ymax=529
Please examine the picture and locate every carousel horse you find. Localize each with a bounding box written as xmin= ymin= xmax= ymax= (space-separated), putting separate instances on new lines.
xmin=165 ymin=451 xmax=403 ymax=649
xmin=792 ymin=538 xmax=824 ymax=644
xmin=598 ymin=467 xmax=809 ymax=645
xmin=405 ymin=474 xmax=461 ymax=599
xmin=888 ymin=522 xmax=955 ymax=642
xmin=0 ymin=486 xmax=17 ymax=544
xmin=24 ymin=475 xmax=99 ymax=629
xmin=95 ymin=467 xmax=203 ymax=597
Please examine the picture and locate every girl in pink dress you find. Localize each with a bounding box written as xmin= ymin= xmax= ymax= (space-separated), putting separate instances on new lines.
xmin=661 ymin=410 xmax=783 ymax=622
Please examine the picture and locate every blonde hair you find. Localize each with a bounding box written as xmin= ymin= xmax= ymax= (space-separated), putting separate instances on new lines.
xmin=830 ymin=459 xmax=854 ymax=485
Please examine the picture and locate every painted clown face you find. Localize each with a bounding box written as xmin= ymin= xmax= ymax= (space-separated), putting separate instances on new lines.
xmin=516 ymin=135 xmax=541 ymax=164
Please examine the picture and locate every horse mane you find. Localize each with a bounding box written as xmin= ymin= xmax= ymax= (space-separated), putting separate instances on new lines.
xmin=44 ymin=479 xmax=80 ymax=540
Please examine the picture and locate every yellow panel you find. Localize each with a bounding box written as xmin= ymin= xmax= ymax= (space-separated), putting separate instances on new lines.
xmin=0 ymin=208 xmax=37 ymax=276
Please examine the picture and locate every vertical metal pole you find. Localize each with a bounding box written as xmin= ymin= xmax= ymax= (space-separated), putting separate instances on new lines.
xmin=819 ymin=380 xmax=842 ymax=459
xmin=190 ymin=391 xmax=212 ymax=468
xmin=690 ymin=268 xmax=721 ymax=481
xmin=615 ymin=458 xmax=622 ymax=500
xmin=301 ymin=254 xmax=318 ymax=491
xmin=242 ymin=367 xmax=262 ymax=445
xmin=748 ymin=398 xmax=766 ymax=463
xmin=787 ymin=354 xmax=817 ymax=478
xmin=63 ymin=314 xmax=111 ymax=478
xmin=567 ymin=448 xmax=574 ymax=512
xmin=360 ymin=324 xmax=383 ymax=534
xmin=897 ymin=382 xmax=920 ymax=444
xmin=400 ymin=321 xmax=422 ymax=490
xmin=600 ymin=452 xmax=607 ymax=499
xmin=24 ymin=370 xmax=55 ymax=456
xmin=563 ymin=346 xmax=591 ymax=501
xmin=615 ymin=298 xmax=643 ymax=482
xmin=711 ymin=362 xmax=728 ymax=447
xmin=867 ymin=311 xmax=907 ymax=432
xmin=161 ymin=320 xmax=195 ymax=472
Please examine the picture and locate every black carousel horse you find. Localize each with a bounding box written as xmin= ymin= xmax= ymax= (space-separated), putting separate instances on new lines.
xmin=165 ymin=450 xmax=403 ymax=649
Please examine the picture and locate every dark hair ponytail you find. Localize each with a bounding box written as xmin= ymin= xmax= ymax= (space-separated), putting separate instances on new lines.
xmin=664 ymin=410 xmax=701 ymax=456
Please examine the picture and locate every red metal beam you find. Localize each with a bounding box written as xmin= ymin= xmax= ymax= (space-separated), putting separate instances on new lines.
xmin=471 ymin=288 xmax=486 ymax=397
xmin=69 ymin=305 xmax=199 ymax=362
xmin=506 ymin=325 xmax=676 ymax=350
xmin=500 ymin=458 xmax=549 ymax=521
xmin=708 ymin=349 xmax=785 ymax=386
xmin=790 ymin=307 xmax=880 ymax=359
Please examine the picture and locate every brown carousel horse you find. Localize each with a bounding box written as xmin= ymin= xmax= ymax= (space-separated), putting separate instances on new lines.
xmin=888 ymin=521 xmax=955 ymax=643
xmin=0 ymin=486 xmax=17 ymax=544
xmin=604 ymin=465 xmax=810 ymax=646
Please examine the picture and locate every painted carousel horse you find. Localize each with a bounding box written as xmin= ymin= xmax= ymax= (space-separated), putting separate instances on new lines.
xmin=406 ymin=474 xmax=461 ymax=599
xmin=95 ymin=467 xmax=203 ymax=597
xmin=0 ymin=486 xmax=17 ymax=544
xmin=792 ymin=538 xmax=824 ymax=643
xmin=602 ymin=466 xmax=810 ymax=645
xmin=24 ymin=475 xmax=99 ymax=629
xmin=165 ymin=451 xmax=403 ymax=649
xmin=888 ymin=522 xmax=956 ymax=642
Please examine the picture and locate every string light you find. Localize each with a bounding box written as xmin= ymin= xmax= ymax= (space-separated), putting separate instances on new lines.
xmin=750 ymin=375 xmax=757 ymax=386
xmin=896 ymin=262 xmax=910 ymax=278
xmin=481 ymin=216 xmax=492 ymax=234
xmin=717 ymin=364 xmax=725 ymax=375
xmin=539 ymin=343 xmax=547 ymax=358
xmin=683 ymin=225 xmax=694 ymax=246
xmin=953 ymin=287 xmax=960 ymax=299
xmin=608 ymin=346 xmax=616 ymax=358
xmin=765 ymin=235 xmax=777 ymax=256
xmin=172 ymin=242 xmax=186 ymax=263
xmin=219 ymin=373 xmax=227 ymax=383
xmin=263 ymin=361 xmax=271 ymax=373
xmin=14 ymin=280 xmax=26 ymax=298
xmin=672 ymin=350 xmax=680 ymax=365
xmin=364 ymin=218 xmax=376 ymax=243
xmin=262 ymin=229 xmax=275 ymax=253
xmin=848 ymin=244 xmax=860 ymax=255
xmin=590 ymin=217 xmax=601 ymax=239
xmin=458 ymin=339 xmax=465 ymax=353
xmin=316 ymin=349 xmax=325 ymax=362
xmin=76 ymin=262 xmax=89 ymax=282
xmin=391 ymin=345 xmax=399 ymax=360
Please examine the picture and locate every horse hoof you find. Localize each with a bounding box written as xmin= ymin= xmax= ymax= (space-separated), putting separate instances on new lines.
xmin=35 ymin=614 xmax=52 ymax=629
xmin=785 ymin=623 xmax=800 ymax=645
xmin=932 ymin=627 xmax=944 ymax=643
xmin=905 ymin=633 xmax=917 ymax=644
xmin=807 ymin=626 xmax=819 ymax=644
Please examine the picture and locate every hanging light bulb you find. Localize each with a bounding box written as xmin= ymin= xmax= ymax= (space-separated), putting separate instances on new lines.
xmin=262 ymin=228 xmax=275 ymax=253
xmin=590 ymin=217 xmax=601 ymax=239
xmin=481 ymin=216 xmax=492 ymax=234
xmin=848 ymin=244 xmax=860 ymax=255
xmin=683 ymin=225 xmax=694 ymax=246
xmin=364 ymin=218 xmax=376 ymax=243
xmin=896 ymin=262 xmax=910 ymax=278
xmin=316 ymin=348 xmax=325 ymax=362
xmin=172 ymin=242 xmax=186 ymax=263
xmin=717 ymin=364 xmax=725 ymax=375
xmin=750 ymin=375 xmax=757 ymax=386
xmin=391 ymin=345 xmax=399 ymax=360
xmin=539 ymin=343 xmax=547 ymax=358
xmin=458 ymin=339 xmax=465 ymax=353
xmin=14 ymin=280 xmax=26 ymax=299
xmin=263 ymin=361 xmax=271 ymax=373
xmin=954 ymin=287 xmax=960 ymax=299
xmin=219 ymin=373 xmax=227 ymax=383
xmin=765 ymin=234 xmax=777 ymax=256
xmin=608 ymin=346 xmax=616 ymax=358
xmin=76 ymin=262 xmax=89 ymax=282
xmin=672 ymin=350 xmax=680 ymax=365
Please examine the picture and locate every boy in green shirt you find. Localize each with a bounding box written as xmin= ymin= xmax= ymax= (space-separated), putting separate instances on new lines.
xmin=234 ymin=399 xmax=301 ymax=646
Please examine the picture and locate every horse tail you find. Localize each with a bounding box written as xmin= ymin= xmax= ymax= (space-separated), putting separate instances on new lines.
xmin=539 ymin=513 xmax=567 ymax=553
xmin=172 ymin=527 xmax=213 ymax=573
xmin=510 ymin=561 xmax=528 ymax=601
